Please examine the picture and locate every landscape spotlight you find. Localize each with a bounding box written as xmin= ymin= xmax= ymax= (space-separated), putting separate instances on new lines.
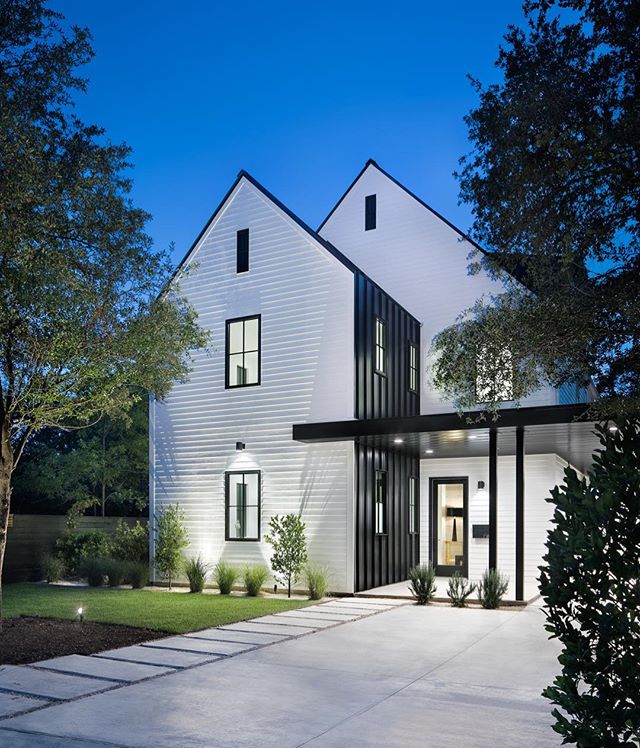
xmin=77 ymin=607 xmax=84 ymax=623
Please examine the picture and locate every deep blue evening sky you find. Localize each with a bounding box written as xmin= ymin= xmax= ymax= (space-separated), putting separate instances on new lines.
xmin=61 ymin=1 xmax=526 ymax=265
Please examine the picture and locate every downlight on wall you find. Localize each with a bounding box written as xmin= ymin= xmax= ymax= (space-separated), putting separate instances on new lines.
xmin=425 ymin=449 xmax=434 ymax=455
xmin=393 ymin=438 xmax=404 ymax=444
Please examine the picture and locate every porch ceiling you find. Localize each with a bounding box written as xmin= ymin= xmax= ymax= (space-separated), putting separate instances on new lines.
xmin=292 ymin=404 xmax=603 ymax=474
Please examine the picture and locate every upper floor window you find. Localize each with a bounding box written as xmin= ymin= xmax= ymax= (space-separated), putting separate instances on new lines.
xmin=226 ymin=471 xmax=260 ymax=540
xmin=365 ymin=194 xmax=376 ymax=231
xmin=408 ymin=476 xmax=418 ymax=534
xmin=375 ymin=470 xmax=387 ymax=534
xmin=236 ymin=228 xmax=249 ymax=273
xmin=375 ymin=317 xmax=386 ymax=375
xmin=226 ymin=315 xmax=260 ymax=388
xmin=408 ymin=342 xmax=419 ymax=393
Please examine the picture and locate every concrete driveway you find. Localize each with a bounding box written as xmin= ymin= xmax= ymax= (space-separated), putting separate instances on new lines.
xmin=0 ymin=599 xmax=562 ymax=747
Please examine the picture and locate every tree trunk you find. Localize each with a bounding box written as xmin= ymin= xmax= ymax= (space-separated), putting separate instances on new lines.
xmin=0 ymin=419 xmax=15 ymax=618
xmin=287 ymin=575 xmax=291 ymax=598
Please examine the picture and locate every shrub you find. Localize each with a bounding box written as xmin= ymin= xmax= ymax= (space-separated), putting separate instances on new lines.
xmin=408 ymin=563 xmax=437 ymax=605
xmin=103 ymin=558 xmax=128 ymax=587
xmin=55 ymin=529 xmax=113 ymax=573
xmin=214 ymin=561 xmax=238 ymax=595
xmin=540 ymin=420 xmax=640 ymax=744
xmin=446 ymin=572 xmax=476 ymax=608
xmin=243 ymin=565 xmax=268 ymax=596
xmin=126 ymin=561 xmax=149 ymax=589
xmin=477 ymin=569 xmax=509 ymax=609
xmin=184 ymin=555 xmax=209 ymax=593
xmin=304 ymin=564 xmax=330 ymax=600
xmin=41 ymin=554 xmax=65 ymax=583
xmin=265 ymin=514 xmax=307 ymax=598
xmin=112 ymin=520 xmax=148 ymax=563
xmin=154 ymin=504 xmax=189 ymax=589
xmin=80 ymin=557 xmax=108 ymax=587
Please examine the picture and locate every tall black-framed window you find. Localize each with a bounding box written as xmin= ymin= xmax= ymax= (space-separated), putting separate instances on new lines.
xmin=365 ymin=194 xmax=377 ymax=230
xmin=374 ymin=317 xmax=387 ymax=375
xmin=375 ymin=470 xmax=387 ymax=534
xmin=225 ymin=470 xmax=260 ymax=540
xmin=408 ymin=342 xmax=419 ymax=393
xmin=408 ymin=475 xmax=418 ymax=534
xmin=236 ymin=228 xmax=249 ymax=273
xmin=226 ymin=315 xmax=260 ymax=388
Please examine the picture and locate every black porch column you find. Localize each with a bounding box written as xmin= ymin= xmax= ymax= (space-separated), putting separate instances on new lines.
xmin=489 ymin=427 xmax=498 ymax=571
xmin=515 ymin=426 xmax=525 ymax=601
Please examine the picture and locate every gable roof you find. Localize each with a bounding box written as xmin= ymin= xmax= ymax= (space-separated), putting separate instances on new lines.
xmin=168 ymin=169 xmax=420 ymax=324
xmin=317 ymin=159 xmax=526 ymax=286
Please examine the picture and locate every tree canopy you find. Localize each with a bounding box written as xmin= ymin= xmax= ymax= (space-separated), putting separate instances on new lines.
xmin=432 ymin=0 xmax=639 ymax=418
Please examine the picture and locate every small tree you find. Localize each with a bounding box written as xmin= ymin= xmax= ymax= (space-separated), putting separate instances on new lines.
xmin=266 ymin=514 xmax=307 ymax=598
xmin=540 ymin=421 xmax=640 ymax=745
xmin=154 ymin=504 xmax=188 ymax=589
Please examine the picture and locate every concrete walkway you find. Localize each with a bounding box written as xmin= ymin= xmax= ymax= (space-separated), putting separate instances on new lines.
xmin=0 ymin=599 xmax=561 ymax=747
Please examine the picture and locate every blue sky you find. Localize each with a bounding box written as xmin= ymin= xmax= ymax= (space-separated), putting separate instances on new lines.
xmin=61 ymin=1 xmax=527 ymax=265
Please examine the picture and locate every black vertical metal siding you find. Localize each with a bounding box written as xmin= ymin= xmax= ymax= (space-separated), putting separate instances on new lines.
xmin=354 ymin=442 xmax=420 ymax=592
xmin=354 ymin=273 xmax=420 ymax=420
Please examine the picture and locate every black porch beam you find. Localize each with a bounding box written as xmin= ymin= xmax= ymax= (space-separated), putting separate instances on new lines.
xmin=515 ymin=425 xmax=525 ymax=601
xmin=489 ymin=427 xmax=498 ymax=571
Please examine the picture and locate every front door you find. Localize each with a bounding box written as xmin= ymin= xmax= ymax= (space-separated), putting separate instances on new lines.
xmin=430 ymin=478 xmax=468 ymax=577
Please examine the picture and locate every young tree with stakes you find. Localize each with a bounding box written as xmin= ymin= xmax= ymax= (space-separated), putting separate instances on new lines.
xmin=0 ymin=1 xmax=207 ymax=605
xmin=265 ymin=514 xmax=308 ymax=598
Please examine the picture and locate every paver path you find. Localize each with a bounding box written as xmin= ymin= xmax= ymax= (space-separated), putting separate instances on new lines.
xmin=0 ymin=599 xmax=562 ymax=747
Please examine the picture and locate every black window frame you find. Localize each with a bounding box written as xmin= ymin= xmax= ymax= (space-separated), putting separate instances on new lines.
xmin=408 ymin=342 xmax=419 ymax=393
xmin=374 ymin=317 xmax=387 ymax=376
xmin=236 ymin=228 xmax=249 ymax=274
xmin=408 ymin=475 xmax=418 ymax=534
xmin=375 ymin=469 xmax=387 ymax=535
xmin=225 ymin=315 xmax=261 ymax=389
xmin=225 ymin=470 xmax=261 ymax=541
xmin=365 ymin=194 xmax=377 ymax=231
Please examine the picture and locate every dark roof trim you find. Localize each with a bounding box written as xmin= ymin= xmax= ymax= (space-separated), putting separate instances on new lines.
xmin=317 ymin=159 xmax=524 ymax=285
xmin=167 ymin=169 xmax=420 ymax=325
xmin=292 ymin=403 xmax=594 ymax=442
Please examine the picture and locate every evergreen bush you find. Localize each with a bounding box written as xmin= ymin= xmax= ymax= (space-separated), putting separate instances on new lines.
xmin=447 ymin=572 xmax=476 ymax=608
xmin=408 ymin=563 xmax=437 ymax=605
xmin=477 ymin=569 xmax=509 ymax=609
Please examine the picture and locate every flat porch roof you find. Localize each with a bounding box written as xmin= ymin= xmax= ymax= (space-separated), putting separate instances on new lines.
xmin=293 ymin=403 xmax=602 ymax=474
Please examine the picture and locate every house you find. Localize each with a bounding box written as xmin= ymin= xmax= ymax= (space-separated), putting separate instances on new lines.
xmin=149 ymin=160 xmax=599 ymax=600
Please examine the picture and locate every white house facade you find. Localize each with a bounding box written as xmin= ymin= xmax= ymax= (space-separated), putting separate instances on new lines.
xmin=150 ymin=160 xmax=599 ymax=600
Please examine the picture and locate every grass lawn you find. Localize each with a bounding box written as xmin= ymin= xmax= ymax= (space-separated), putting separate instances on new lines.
xmin=3 ymin=583 xmax=311 ymax=634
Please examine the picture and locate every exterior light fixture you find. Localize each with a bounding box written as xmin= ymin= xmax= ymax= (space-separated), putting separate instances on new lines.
xmin=477 ymin=480 xmax=485 ymax=489
xmin=469 ymin=434 xmax=478 ymax=440
xmin=235 ymin=441 xmax=245 ymax=451
xmin=77 ymin=607 xmax=84 ymax=623
xmin=393 ymin=438 xmax=404 ymax=444
xmin=425 ymin=449 xmax=434 ymax=454
xmin=608 ymin=425 xmax=618 ymax=433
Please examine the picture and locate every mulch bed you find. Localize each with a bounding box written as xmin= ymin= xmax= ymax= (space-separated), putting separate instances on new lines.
xmin=0 ymin=617 xmax=166 ymax=665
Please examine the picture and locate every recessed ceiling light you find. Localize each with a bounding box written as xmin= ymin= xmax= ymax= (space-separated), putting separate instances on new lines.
xmin=393 ymin=438 xmax=404 ymax=444
xmin=425 ymin=449 xmax=434 ymax=454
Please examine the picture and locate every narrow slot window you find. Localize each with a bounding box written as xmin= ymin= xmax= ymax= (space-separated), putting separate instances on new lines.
xmin=409 ymin=476 xmax=418 ymax=534
xmin=236 ymin=228 xmax=249 ymax=273
xmin=375 ymin=470 xmax=387 ymax=534
xmin=365 ymin=194 xmax=376 ymax=231
xmin=409 ymin=342 xmax=418 ymax=393
xmin=375 ymin=317 xmax=386 ymax=375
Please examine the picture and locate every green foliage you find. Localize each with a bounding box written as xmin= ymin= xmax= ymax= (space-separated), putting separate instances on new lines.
xmin=153 ymin=505 xmax=188 ymax=589
xmin=477 ymin=569 xmax=508 ymax=609
xmin=214 ymin=562 xmax=238 ymax=595
xmin=80 ymin=558 xmax=108 ymax=587
xmin=102 ymin=558 xmax=128 ymax=587
xmin=408 ymin=563 xmax=437 ymax=605
xmin=126 ymin=562 xmax=148 ymax=589
xmin=184 ymin=556 xmax=209 ymax=593
xmin=0 ymin=0 xmax=207 ymax=594
xmin=446 ymin=572 xmax=476 ymax=608
xmin=55 ymin=529 xmax=113 ymax=573
xmin=432 ymin=0 xmax=640 ymax=417
xmin=243 ymin=565 xmax=268 ymax=597
xmin=41 ymin=554 xmax=65 ymax=583
xmin=540 ymin=421 xmax=640 ymax=745
xmin=112 ymin=520 xmax=149 ymax=563
xmin=265 ymin=514 xmax=308 ymax=598
xmin=304 ymin=564 xmax=330 ymax=601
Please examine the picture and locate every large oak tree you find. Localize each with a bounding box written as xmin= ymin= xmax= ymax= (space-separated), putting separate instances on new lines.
xmin=0 ymin=1 xmax=206 ymax=590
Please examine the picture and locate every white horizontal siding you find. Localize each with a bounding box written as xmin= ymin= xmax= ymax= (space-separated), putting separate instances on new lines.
xmin=151 ymin=178 xmax=356 ymax=593
xmin=420 ymin=454 xmax=562 ymax=600
xmin=320 ymin=164 xmax=561 ymax=413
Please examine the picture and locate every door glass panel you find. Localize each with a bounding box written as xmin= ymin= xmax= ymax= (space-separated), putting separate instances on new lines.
xmin=436 ymin=483 xmax=465 ymax=568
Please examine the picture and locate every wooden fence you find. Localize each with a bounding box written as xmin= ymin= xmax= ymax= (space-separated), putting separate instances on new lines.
xmin=3 ymin=515 xmax=141 ymax=583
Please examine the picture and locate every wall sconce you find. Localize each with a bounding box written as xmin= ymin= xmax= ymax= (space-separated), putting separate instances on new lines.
xmin=235 ymin=441 xmax=245 ymax=451
xmin=477 ymin=480 xmax=485 ymax=489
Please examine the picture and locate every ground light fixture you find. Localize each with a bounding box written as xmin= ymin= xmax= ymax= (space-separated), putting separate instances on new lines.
xmin=77 ymin=607 xmax=84 ymax=623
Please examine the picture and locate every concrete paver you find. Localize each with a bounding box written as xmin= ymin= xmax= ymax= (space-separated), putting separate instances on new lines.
xmin=0 ymin=665 xmax=111 ymax=701
xmin=93 ymin=645 xmax=219 ymax=669
xmin=0 ymin=692 xmax=48 ymax=718
xmin=141 ymin=636 xmax=256 ymax=656
xmin=184 ymin=628 xmax=288 ymax=645
xmin=32 ymin=654 xmax=174 ymax=682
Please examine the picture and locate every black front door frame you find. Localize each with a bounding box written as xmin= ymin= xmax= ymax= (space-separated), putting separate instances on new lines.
xmin=429 ymin=477 xmax=469 ymax=578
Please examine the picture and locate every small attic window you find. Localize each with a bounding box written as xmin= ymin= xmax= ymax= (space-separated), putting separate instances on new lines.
xmin=365 ymin=194 xmax=376 ymax=231
xmin=237 ymin=228 xmax=249 ymax=273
